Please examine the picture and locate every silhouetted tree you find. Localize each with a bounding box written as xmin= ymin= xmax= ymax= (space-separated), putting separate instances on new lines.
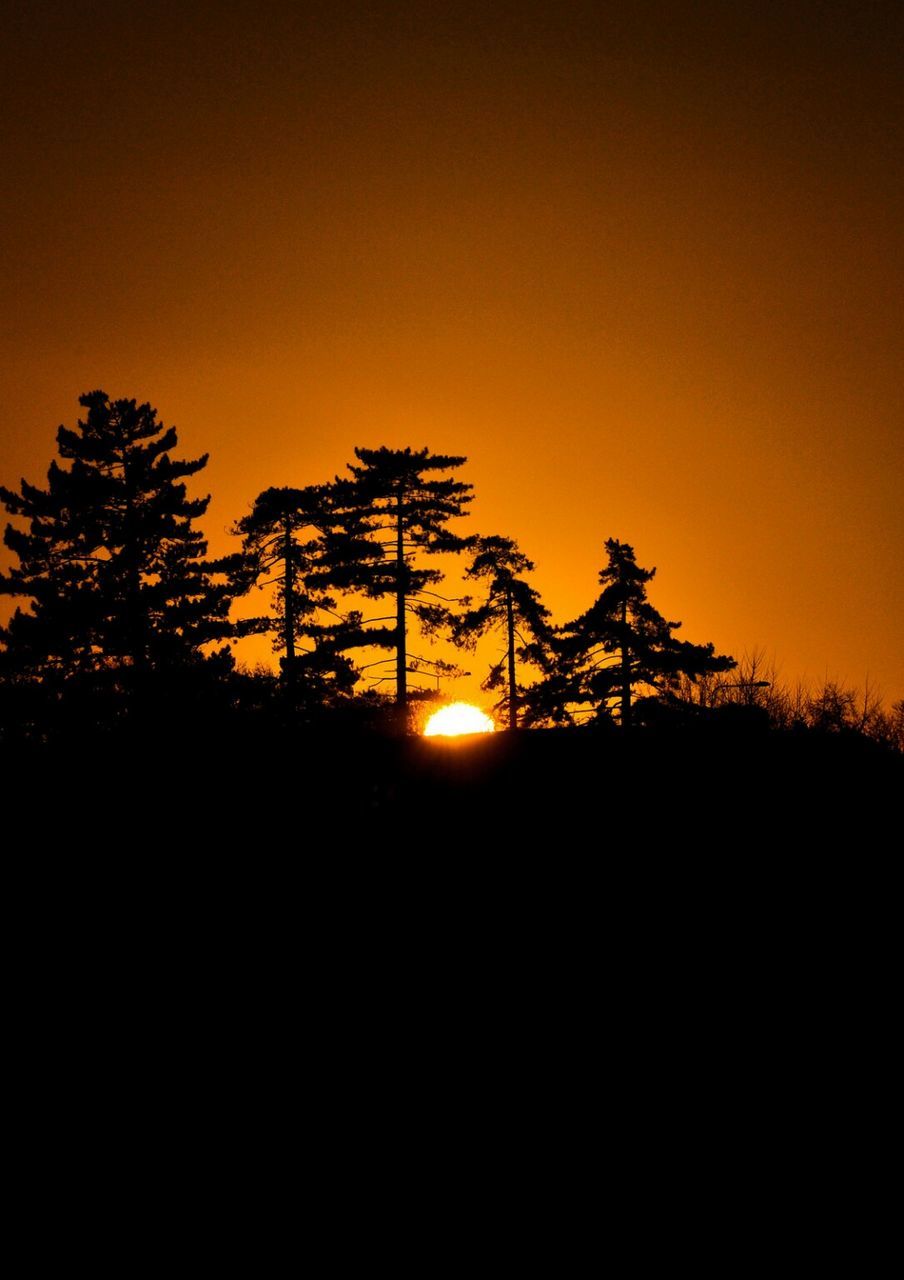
xmin=451 ymin=534 xmax=552 ymax=730
xmin=231 ymin=484 xmax=377 ymax=703
xmin=0 ymin=391 xmax=234 ymax=690
xmin=548 ymin=538 xmax=736 ymax=727
xmin=885 ymin=700 xmax=904 ymax=753
xmin=337 ymin=446 xmax=473 ymax=720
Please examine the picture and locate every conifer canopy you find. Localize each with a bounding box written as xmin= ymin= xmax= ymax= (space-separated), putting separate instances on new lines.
xmin=339 ymin=446 xmax=473 ymax=708
xmin=0 ymin=391 xmax=234 ymax=679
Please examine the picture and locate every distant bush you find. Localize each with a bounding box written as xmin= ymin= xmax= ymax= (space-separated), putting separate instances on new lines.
xmin=672 ymin=648 xmax=903 ymax=753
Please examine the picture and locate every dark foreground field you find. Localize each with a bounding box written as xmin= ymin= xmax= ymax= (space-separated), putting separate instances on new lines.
xmin=6 ymin=719 xmax=897 ymax=1115
xmin=7 ymin=718 xmax=899 ymax=847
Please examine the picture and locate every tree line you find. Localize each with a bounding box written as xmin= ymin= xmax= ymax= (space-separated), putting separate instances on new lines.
xmin=2 ymin=390 xmax=901 ymax=751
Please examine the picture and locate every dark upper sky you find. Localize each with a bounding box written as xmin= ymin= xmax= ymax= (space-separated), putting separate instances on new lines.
xmin=1 ymin=0 xmax=902 ymax=705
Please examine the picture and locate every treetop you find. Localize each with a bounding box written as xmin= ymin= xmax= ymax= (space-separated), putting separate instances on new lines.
xmin=349 ymin=444 xmax=469 ymax=476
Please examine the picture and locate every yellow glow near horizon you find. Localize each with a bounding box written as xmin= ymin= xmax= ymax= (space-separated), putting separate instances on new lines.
xmin=424 ymin=702 xmax=496 ymax=737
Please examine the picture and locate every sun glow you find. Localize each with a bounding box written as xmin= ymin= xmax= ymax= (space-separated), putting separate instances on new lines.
xmin=424 ymin=702 xmax=496 ymax=737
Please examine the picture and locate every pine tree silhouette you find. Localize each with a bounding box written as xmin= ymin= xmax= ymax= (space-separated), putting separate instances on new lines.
xmin=535 ymin=538 xmax=736 ymax=727
xmin=231 ymin=483 xmax=378 ymax=703
xmin=0 ymin=391 xmax=234 ymax=689
xmin=336 ymin=446 xmax=473 ymax=722
xmin=451 ymin=534 xmax=552 ymax=730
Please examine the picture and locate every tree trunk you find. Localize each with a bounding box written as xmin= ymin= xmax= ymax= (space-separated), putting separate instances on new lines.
xmin=122 ymin=452 xmax=146 ymax=675
xmin=395 ymin=493 xmax=407 ymax=714
xmin=620 ymin=594 xmax=631 ymax=728
xmin=283 ymin=518 xmax=295 ymax=682
xmin=506 ymin=584 xmax=517 ymax=731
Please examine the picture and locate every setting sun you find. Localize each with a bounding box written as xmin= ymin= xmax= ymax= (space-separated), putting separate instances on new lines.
xmin=424 ymin=703 xmax=496 ymax=738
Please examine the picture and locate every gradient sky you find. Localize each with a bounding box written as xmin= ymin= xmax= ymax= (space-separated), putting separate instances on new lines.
xmin=1 ymin=0 xmax=902 ymax=708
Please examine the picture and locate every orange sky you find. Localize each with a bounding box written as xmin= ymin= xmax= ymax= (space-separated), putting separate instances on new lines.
xmin=1 ymin=1 xmax=902 ymax=709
